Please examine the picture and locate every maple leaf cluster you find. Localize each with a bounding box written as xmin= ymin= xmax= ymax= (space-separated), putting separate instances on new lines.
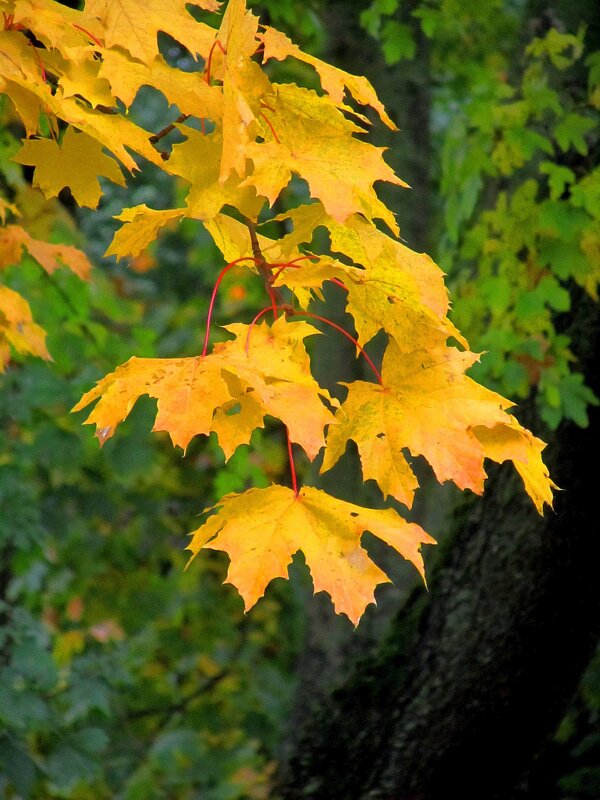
xmin=1 ymin=0 xmax=556 ymax=623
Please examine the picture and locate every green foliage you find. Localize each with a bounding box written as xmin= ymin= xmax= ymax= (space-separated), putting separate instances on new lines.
xmin=440 ymin=25 xmax=600 ymax=428
xmin=363 ymin=3 xmax=600 ymax=429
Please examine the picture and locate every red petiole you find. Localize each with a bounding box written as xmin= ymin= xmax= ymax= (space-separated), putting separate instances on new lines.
xmin=286 ymin=428 xmax=299 ymax=496
xmin=72 ymin=22 xmax=103 ymax=47
xmin=205 ymin=39 xmax=226 ymax=85
xmin=299 ymin=310 xmax=383 ymax=385
xmin=330 ymin=277 xmax=347 ymax=290
xmin=259 ymin=110 xmax=280 ymax=144
xmin=202 ymin=257 xmax=262 ymax=357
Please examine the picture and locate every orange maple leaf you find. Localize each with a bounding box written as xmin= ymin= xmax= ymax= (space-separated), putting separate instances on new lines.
xmin=71 ymin=354 xmax=233 ymax=449
xmin=187 ymin=484 xmax=435 ymax=625
xmin=0 ymin=285 xmax=50 ymax=370
xmin=72 ymin=317 xmax=335 ymax=460
xmin=322 ymin=339 xmax=554 ymax=512
xmin=0 ymin=224 xmax=91 ymax=279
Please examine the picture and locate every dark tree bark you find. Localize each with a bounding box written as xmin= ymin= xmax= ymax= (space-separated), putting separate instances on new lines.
xmin=275 ymin=3 xmax=600 ymax=797
xmin=278 ymin=290 xmax=600 ymax=799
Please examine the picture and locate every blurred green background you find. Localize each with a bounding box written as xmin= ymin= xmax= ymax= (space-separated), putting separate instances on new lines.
xmin=1 ymin=0 xmax=599 ymax=797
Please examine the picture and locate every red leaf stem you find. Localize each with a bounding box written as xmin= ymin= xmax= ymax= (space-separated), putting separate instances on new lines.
xmin=29 ymin=43 xmax=46 ymax=83
xmin=72 ymin=22 xmax=103 ymax=47
xmin=296 ymin=310 xmax=383 ymax=385
xmin=202 ymin=257 xmax=262 ymax=357
xmin=270 ymin=261 xmax=303 ymax=284
xmin=245 ymin=304 xmax=279 ymax=354
xmin=205 ymin=39 xmax=226 ymax=85
xmin=329 ymin=277 xmax=347 ymax=290
xmin=286 ymin=427 xmax=299 ymax=496
xmin=260 ymin=110 xmax=280 ymax=144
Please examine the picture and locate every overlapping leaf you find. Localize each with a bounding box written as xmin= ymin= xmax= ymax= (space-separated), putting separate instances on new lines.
xmin=11 ymin=0 xmax=103 ymax=61
xmin=85 ymin=0 xmax=219 ymax=64
xmin=98 ymin=50 xmax=223 ymax=122
xmin=212 ymin=317 xmax=337 ymax=459
xmin=168 ymin=127 xmax=265 ymax=222
xmin=0 ymin=30 xmax=162 ymax=172
xmin=73 ymin=317 xmax=335 ymax=460
xmin=322 ymin=339 xmax=554 ymax=512
xmin=243 ymin=83 xmax=404 ymax=231
xmin=216 ymin=0 xmax=272 ymax=181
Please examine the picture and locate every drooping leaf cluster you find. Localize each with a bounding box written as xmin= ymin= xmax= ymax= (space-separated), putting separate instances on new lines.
xmin=0 ymin=0 xmax=556 ymax=624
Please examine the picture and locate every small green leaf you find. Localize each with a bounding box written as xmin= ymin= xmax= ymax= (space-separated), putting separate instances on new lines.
xmin=382 ymin=21 xmax=416 ymax=64
xmin=539 ymin=161 xmax=575 ymax=200
xmin=554 ymin=113 xmax=595 ymax=155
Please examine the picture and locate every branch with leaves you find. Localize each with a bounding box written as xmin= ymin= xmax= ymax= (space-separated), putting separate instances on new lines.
xmin=1 ymin=0 xmax=555 ymax=624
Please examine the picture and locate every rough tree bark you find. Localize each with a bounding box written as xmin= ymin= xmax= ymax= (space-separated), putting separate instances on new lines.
xmin=275 ymin=2 xmax=600 ymax=796
xmin=278 ymin=286 xmax=600 ymax=799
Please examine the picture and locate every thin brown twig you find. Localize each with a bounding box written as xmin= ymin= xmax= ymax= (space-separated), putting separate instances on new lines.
xmin=149 ymin=113 xmax=189 ymax=144
xmin=244 ymin=218 xmax=286 ymax=310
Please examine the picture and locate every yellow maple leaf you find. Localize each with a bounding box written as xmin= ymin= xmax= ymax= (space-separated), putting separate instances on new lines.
xmin=54 ymin=96 xmax=163 ymax=171
xmin=14 ymin=127 xmax=126 ymax=209
xmin=272 ymin=252 xmax=461 ymax=352
xmin=0 ymin=79 xmax=42 ymax=137
xmin=98 ymin=50 xmax=223 ymax=122
xmin=187 ymin=484 xmax=435 ymax=625
xmin=72 ymin=317 xmax=335 ymax=460
xmin=45 ymin=50 xmax=116 ymax=110
xmin=269 ymin=203 xmax=465 ymax=348
xmin=259 ymin=25 xmax=397 ymax=130
xmin=473 ymin=421 xmax=556 ymax=514
xmin=72 ymin=355 xmax=233 ymax=450
xmin=322 ymin=339 xmax=519 ymax=502
xmin=167 ymin=127 xmax=264 ymax=222
xmin=85 ymin=0 xmax=219 ymax=65
xmin=278 ymin=204 xmax=449 ymax=318
xmin=105 ymin=205 xmax=185 ymax=260
xmin=243 ymin=83 xmax=404 ymax=232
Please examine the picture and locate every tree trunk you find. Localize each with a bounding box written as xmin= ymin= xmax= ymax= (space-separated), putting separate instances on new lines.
xmin=278 ymin=289 xmax=600 ymax=799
